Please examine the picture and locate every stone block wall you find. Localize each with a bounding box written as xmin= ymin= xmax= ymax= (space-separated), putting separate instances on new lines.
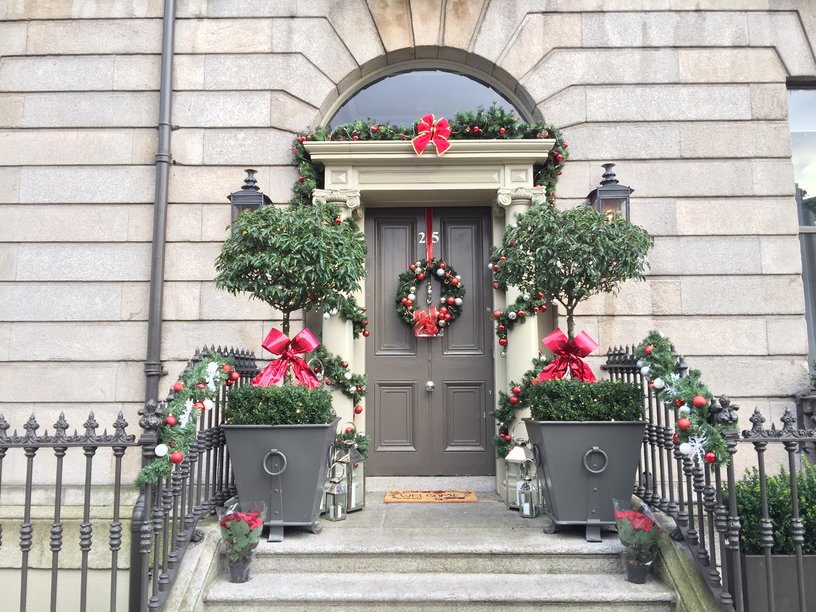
xmin=1 ymin=0 xmax=815 ymax=483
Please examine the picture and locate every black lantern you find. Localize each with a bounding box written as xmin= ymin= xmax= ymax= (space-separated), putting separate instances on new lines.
xmin=229 ymin=169 xmax=271 ymax=224
xmin=587 ymin=163 xmax=633 ymax=222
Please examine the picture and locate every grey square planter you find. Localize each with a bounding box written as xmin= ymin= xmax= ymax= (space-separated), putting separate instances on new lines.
xmin=739 ymin=553 xmax=816 ymax=612
xmin=223 ymin=418 xmax=339 ymax=542
xmin=524 ymin=419 xmax=645 ymax=542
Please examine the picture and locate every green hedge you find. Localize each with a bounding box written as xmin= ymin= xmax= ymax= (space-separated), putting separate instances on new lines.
xmin=225 ymin=385 xmax=335 ymax=426
xmin=735 ymin=462 xmax=816 ymax=555
xmin=528 ymin=378 xmax=643 ymax=422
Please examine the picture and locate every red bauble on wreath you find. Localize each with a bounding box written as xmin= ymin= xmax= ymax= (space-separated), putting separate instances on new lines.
xmin=395 ymin=258 xmax=465 ymax=337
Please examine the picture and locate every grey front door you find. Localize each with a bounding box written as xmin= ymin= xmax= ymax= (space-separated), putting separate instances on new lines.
xmin=364 ymin=207 xmax=495 ymax=476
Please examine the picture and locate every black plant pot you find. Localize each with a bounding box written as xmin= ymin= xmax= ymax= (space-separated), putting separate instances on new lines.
xmin=524 ymin=419 xmax=645 ymax=542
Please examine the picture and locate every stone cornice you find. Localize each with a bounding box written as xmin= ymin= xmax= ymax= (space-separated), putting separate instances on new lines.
xmin=303 ymin=139 xmax=555 ymax=165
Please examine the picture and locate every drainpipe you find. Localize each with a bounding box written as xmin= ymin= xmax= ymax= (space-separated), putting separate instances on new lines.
xmin=131 ymin=2 xmax=175 ymax=610
xmin=143 ymin=0 xmax=176 ymax=408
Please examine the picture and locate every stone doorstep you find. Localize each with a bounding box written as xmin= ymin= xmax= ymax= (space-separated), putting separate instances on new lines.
xmin=204 ymin=572 xmax=676 ymax=610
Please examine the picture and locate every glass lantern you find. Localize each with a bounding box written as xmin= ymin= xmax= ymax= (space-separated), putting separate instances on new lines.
xmin=518 ymin=459 xmax=540 ymax=519
xmin=587 ymin=163 xmax=633 ymax=222
xmin=504 ymin=436 xmax=536 ymax=510
xmin=341 ymin=439 xmax=366 ymax=512
xmin=325 ymin=462 xmax=347 ymax=522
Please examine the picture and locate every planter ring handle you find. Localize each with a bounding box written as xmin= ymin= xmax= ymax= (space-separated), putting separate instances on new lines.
xmin=582 ymin=446 xmax=608 ymax=474
xmin=262 ymin=449 xmax=288 ymax=477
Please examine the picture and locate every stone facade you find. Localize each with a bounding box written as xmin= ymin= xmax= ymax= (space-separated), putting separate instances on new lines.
xmin=1 ymin=0 xmax=815 ymax=482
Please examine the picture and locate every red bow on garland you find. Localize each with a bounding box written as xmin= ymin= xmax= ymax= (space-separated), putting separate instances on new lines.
xmin=413 ymin=307 xmax=439 ymax=337
xmin=252 ymin=328 xmax=321 ymax=388
xmin=411 ymin=114 xmax=451 ymax=156
xmin=537 ymin=329 xmax=598 ymax=383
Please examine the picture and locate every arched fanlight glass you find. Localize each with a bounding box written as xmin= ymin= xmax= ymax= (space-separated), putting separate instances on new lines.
xmin=328 ymin=69 xmax=524 ymax=127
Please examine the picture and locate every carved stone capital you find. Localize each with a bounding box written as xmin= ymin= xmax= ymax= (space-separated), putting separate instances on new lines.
xmin=495 ymin=187 xmax=546 ymax=209
xmin=312 ymin=188 xmax=362 ymax=217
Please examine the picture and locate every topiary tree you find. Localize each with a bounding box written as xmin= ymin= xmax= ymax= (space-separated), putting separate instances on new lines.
xmin=214 ymin=202 xmax=367 ymax=337
xmin=491 ymin=203 xmax=652 ymax=340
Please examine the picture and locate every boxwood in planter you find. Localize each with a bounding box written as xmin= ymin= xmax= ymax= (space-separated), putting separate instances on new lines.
xmin=223 ymin=384 xmax=339 ymax=541
xmin=733 ymin=463 xmax=816 ymax=611
xmin=524 ymin=378 xmax=645 ymax=542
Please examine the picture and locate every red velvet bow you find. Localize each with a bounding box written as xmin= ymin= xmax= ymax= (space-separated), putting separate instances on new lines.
xmin=413 ymin=307 xmax=439 ymax=337
xmin=252 ymin=328 xmax=321 ymax=388
xmin=537 ymin=329 xmax=598 ymax=383
xmin=411 ymin=114 xmax=451 ymax=156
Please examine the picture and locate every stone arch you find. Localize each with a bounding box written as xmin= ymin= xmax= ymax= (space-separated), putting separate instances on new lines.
xmin=316 ymin=49 xmax=542 ymax=127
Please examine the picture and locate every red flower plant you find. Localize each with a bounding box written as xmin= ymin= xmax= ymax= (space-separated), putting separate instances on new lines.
xmin=219 ymin=508 xmax=264 ymax=565
xmin=613 ymin=500 xmax=663 ymax=563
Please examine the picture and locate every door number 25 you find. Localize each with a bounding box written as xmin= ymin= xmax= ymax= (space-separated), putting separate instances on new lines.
xmin=418 ymin=232 xmax=439 ymax=244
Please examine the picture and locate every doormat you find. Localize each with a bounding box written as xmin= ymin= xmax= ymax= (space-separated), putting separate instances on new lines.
xmin=383 ymin=490 xmax=478 ymax=503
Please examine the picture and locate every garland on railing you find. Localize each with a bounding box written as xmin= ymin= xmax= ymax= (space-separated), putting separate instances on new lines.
xmin=135 ymin=354 xmax=235 ymax=486
xmin=291 ymin=104 xmax=568 ymax=207
xmin=490 ymin=356 xmax=552 ymax=458
xmin=636 ymin=331 xmax=733 ymax=467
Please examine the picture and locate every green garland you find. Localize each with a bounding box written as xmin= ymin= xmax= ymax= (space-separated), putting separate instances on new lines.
xmin=490 ymin=356 xmax=551 ymax=458
xmin=395 ymin=258 xmax=465 ymax=333
xmin=292 ymin=104 xmax=568 ymax=207
xmin=310 ymin=345 xmax=367 ymax=407
xmin=321 ymin=293 xmax=369 ymax=339
xmin=335 ymin=425 xmax=371 ymax=459
xmin=491 ymin=293 xmax=549 ymax=349
xmin=636 ymin=331 xmax=733 ymax=467
xmin=135 ymin=354 xmax=235 ymax=486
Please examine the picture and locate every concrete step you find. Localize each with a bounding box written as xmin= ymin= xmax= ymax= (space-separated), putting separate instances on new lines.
xmin=252 ymin=527 xmax=624 ymax=574
xmin=204 ymin=571 xmax=676 ymax=611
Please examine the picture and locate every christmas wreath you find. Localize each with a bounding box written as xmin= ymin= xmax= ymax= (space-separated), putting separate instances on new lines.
xmin=636 ymin=330 xmax=735 ymax=467
xmin=395 ymin=258 xmax=465 ymax=336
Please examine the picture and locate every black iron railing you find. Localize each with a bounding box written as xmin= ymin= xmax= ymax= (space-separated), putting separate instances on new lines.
xmin=603 ymin=346 xmax=816 ymax=612
xmin=0 ymin=346 xmax=257 ymax=612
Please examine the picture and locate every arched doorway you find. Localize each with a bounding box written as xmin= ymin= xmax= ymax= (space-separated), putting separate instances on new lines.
xmin=312 ymin=66 xmax=551 ymax=477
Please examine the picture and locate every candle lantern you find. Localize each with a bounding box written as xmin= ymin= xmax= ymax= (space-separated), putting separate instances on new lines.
xmin=341 ymin=439 xmax=366 ymax=512
xmin=504 ymin=432 xmax=536 ymax=509
xmin=518 ymin=459 xmax=541 ymax=519
xmin=325 ymin=462 xmax=347 ymax=522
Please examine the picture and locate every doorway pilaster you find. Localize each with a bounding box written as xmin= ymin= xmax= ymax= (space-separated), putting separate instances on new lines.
xmin=313 ymin=188 xmax=363 ymax=426
xmin=495 ymin=187 xmax=546 ymax=431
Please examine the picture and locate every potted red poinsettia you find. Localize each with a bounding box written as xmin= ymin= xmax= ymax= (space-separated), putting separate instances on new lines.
xmin=613 ymin=498 xmax=663 ymax=584
xmin=218 ymin=503 xmax=265 ymax=583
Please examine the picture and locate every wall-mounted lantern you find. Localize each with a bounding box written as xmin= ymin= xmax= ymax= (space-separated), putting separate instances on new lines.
xmin=587 ymin=163 xmax=633 ymax=222
xmin=229 ymin=169 xmax=271 ymax=224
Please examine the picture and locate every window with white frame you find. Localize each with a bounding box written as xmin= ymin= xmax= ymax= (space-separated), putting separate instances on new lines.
xmin=791 ymin=88 xmax=816 ymax=363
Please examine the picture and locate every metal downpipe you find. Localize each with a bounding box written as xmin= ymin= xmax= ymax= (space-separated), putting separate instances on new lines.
xmin=144 ymin=0 xmax=176 ymax=407
xmin=132 ymin=1 xmax=175 ymax=610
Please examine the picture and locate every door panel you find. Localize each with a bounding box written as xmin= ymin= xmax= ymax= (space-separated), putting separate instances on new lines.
xmin=365 ymin=207 xmax=494 ymax=476
xmin=375 ymin=382 xmax=417 ymax=451
xmin=443 ymin=382 xmax=486 ymax=451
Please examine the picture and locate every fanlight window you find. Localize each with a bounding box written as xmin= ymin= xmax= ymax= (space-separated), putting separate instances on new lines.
xmin=329 ymin=69 xmax=523 ymax=127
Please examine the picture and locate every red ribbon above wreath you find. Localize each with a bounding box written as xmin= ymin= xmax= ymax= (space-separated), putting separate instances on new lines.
xmin=412 ymin=114 xmax=451 ymax=156
xmin=252 ymin=327 xmax=321 ymax=388
xmin=537 ymin=329 xmax=598 ymax=383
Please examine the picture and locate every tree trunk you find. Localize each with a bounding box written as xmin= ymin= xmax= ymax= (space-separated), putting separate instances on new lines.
xmin=566 ymin=308 xmax=575 ymax=341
